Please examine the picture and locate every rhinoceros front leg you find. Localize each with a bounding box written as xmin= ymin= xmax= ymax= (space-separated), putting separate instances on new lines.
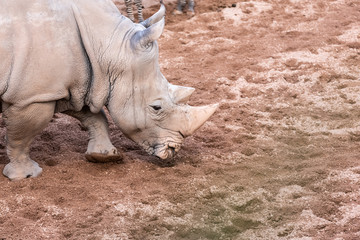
xmin=64 ymin=107 xmax=123 ymax=163
xmin=2 ymin=102 xmax=56 ymax=180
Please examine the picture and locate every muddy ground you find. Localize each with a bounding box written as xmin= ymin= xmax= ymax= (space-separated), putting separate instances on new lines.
xmin=1 ymin=0 xmax=360 ymax=239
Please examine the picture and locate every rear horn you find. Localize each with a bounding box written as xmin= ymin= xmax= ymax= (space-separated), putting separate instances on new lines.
xmin=140 ymin=3 xmax=166 ymax=28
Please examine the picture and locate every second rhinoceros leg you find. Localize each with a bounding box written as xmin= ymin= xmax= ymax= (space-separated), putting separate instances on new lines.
xmin=2 ymin=102 xmax=56 ymax=180
xmin=64 ymin=107 xmax=123 ymax=163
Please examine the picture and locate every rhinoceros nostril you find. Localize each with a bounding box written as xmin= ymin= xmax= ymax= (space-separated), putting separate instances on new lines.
xmin=178 ymin=131 xmax=185 ymax=138
xmin=168 ymin=146 xmax=176 ymax=158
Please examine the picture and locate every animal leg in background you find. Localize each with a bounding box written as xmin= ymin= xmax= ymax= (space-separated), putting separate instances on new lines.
xmin=135 ymin=0 xmax=144 ymax=23
xmin=124 ymin=0 xmax=144 ymax=23
xmin=174 ymin=0 xmax=195 ymax=15
xmin=124 ymin=0 xmax=135 ymax=21
xmin=2 ymin=102 xmax=56 ymax=180
xmin=64 ymin=107 xmax=123 ymax=163
xmin=188 ymin=0 xmax=195 ymax=14
xmin=173 ymin=0 xmax=185 ymax=14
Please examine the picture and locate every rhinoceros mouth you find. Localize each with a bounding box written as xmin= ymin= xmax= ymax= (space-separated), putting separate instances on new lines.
xmin=154 ymin=142 xmax=182 ymax=159
xmin=142 ymin=141 xmax=182 ymax=159
xmin=154 ymin=146 xmax=175 ymax=159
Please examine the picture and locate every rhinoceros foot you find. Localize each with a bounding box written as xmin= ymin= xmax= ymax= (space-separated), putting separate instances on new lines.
xmin=85 ymin=151 xmax=124 ymax=163
xmin=3 ymin=159 xmax=42 ymax=181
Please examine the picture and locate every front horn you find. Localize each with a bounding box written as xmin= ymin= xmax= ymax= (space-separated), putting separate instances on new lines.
xmin=182 ymin=104 xmax=218 ymax=137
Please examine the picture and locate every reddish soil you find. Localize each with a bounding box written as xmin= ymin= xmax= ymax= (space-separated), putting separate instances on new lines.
xmin=1 ymin=0 xmax=360 ymax=239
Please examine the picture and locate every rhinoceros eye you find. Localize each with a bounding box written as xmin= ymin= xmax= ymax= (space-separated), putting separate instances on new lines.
xmin=149 ymin=99 xmax=162 ymax=114
xmin=149 ymin=100 xmax=162 ymax=112
xmin=151 ymin=105 xmax=162 ymax=111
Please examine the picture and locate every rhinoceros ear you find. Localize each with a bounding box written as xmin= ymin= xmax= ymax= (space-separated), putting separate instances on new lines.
xmin=168 ymin=84 xmax=195 ymax=104
xmin=132 ymin=17 xmax=165 ymax=50
xmin=140 ymin=3 xmax=165 ymax=28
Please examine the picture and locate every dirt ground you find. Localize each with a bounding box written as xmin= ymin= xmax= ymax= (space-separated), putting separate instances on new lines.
xmin=1 ymin=0 xmax=360 ymax=239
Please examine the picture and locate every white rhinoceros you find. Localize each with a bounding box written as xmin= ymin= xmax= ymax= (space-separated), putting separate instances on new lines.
xmin=0 ymin=0 xmax=217 ymax=180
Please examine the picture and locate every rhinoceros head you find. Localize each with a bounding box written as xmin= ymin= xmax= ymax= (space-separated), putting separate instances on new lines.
xmin=107 ymin=4 xmax=218 ymax=159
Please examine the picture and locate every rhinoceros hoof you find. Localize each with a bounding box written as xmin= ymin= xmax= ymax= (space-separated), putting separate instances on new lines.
xmin=3 ymin=160 xmax=43 ymax=181
xmin=85 ymin=152 xmax=124 ymax=163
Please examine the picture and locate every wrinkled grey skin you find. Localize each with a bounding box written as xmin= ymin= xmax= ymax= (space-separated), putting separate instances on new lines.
xmin=0 ymin=0 xmax=217 ymax=181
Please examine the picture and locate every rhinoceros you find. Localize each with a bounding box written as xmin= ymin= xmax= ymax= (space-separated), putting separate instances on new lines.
xmin=0 ymin=0 xmax=217 ymax=180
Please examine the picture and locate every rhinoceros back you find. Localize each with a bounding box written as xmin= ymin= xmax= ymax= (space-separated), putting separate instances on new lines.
xmin=0 ymin=0 xmax=92 ymax=110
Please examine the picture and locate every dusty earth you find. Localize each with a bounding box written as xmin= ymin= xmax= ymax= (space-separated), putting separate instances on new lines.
xmin=1 ymin=0 xmax=360 ymax=239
